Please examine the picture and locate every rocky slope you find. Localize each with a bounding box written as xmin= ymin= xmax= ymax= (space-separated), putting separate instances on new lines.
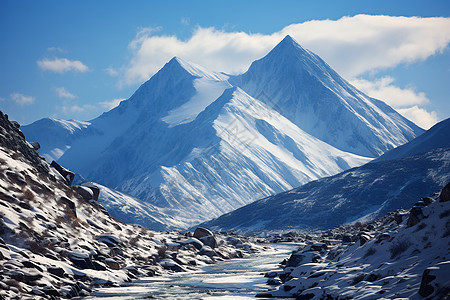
xmin=0 ymin=111 xmax=263 ymax=299
xmin=257 ymin=184 xmax=450 ymax=299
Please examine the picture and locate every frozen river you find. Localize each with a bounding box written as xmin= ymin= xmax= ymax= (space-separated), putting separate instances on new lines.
xmin=88 ymin=243 xmax=297 ymax=299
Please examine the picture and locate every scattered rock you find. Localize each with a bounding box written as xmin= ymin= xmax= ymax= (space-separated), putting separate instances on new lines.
xmin=200 ymin=235 xmax=217 ymax=248
xmin=193 ymin=227 xmax=213 ymax=239
xmin=47 ymin=266 xmax=65 ymax=278
xmin=440 ymin=183 xmax=450 ymax=202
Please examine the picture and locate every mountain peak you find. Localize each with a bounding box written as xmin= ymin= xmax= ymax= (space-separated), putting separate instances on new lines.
xmin=165 ymin=56 xmax=227 ymax=81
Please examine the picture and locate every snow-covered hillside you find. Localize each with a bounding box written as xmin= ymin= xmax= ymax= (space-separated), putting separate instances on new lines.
xmin=257 ymin=185 xmax=450 ymax=299
xmin=376 ymin=117 xmax=450 ymax=162
xmin=21 ymin=36 xmax=423 ymax=229
xmin=21 ymin=118 xmax=91 ymax=161
xmin=202 ymin=147 xmax=450 ymax=232
xmin=230 ymin=35 xmax=423 ymax=157
xmin=202 ymin=117 xmax=450 ymax=233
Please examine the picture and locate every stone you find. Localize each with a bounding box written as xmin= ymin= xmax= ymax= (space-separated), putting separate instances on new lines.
xmin=199 ymin=246 xmax=218 ymax=257
xmin=21 ymin=261 xmax=43 ymax=272
xmin=193 ymin=227 xmax=213 ymax=239
xmin=419 ymin=267 xmax=437 ymax=297
xmin=267 ymin=278 xmax=282 ymax=285
xmin=93 ymin=260 xmax=107 ymax=271
xmin=47 ymin=266 xmax=65 ymax=278
xmin=181 ymin=238 xmax=203 ymax=250
xmin=265 ymin=271 xmax=278 ymax=278
xmin=105 ymin=258 xmax=120 ymax=270
xmin=440 ymin=182 xmax=450 ymax=202
xmin=419 ymin=261 xmax=450 ymax=297
xmin=73 ymin=185 xmax=94 ymax=201
xmin=70 ymin=257 xmax=95 ymax=270
xmin=359 ymin=234 xmax=371 ymax=246
xmin=200 ymin=235 xmax=217 ymax=248
xmin=43 ymin=286 xmax=60 ymax=297
xmin=407 ymin=206 xmax=424 ymax=227
xmin=50 ymin=160 xmax=74 ymax=185
xmin=81 ymin=182 xmax=100 ymax=201
xmin=60 ymin=196 xmax=77 ymax=218
xmin=29 ymin=141 xmax=40 ymax=150
xmin=6 ymin=171 xmax=26 ymax=185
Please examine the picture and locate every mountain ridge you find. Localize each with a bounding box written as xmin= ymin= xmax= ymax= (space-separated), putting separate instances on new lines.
xmin=22 ymin=36 xmax=424 ymax=229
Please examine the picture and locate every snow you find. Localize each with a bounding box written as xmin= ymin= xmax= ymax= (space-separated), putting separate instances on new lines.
xmin=162 ymin=78 xmax=231 ymax=127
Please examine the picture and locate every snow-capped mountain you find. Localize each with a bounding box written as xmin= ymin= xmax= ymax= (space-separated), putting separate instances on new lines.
xmin=230 ymin=35 xmax=424 ymax=157
xmin=22 ymin=36 xmax=423 ymax=229
xmin=201 ymin=117 xmax=450 ymax=232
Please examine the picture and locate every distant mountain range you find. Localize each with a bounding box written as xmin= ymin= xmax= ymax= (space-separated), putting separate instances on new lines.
xmin=200 ymin=117 xmax=450 ymax=233
xmin=22 ymin=36 xmax=423 ymax=229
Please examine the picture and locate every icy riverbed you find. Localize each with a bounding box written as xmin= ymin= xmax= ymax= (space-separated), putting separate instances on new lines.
xmin=88 ymin=243 xmax=297 ymax=299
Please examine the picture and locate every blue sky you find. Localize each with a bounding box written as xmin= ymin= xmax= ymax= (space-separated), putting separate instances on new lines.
xmin=1 ymin=0 xmax=449 ymax=129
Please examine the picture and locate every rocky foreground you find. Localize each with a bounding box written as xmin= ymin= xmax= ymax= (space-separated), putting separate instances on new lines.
xmin=0 ymin=111 xmax=264 ymax=299
xmin=257 ymin=184 xmax=450 ymax=299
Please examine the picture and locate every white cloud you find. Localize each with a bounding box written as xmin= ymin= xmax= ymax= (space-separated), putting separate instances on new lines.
xmin=122 ymin=15 xmax=450 ymax=85
xmin=105 ymin=67 xmax=119 ymax=77
xmin=99 ymin=98 xmax=125 ymax=110
xmin=47 ymin=46 xmax=64 ymax=52
xmin=55 ymin=87 xmax=76 ymax=99
xmin=350 ymin=76 xmax=429 ymax=108
xmin=181 ymin=17 xmax=190 ymax=26
xmin=397 ymin=106 xmax=439 ymax=130
xmin=37 ymin=57 xmax=89 ymax=73
xmin=350 ymin=76 xmax=439 ymax=129
xmin=10 ymin=93 xmax=35 ymax=105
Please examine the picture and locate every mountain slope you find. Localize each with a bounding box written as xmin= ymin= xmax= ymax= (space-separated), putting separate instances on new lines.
xmin=112 ymin=87 xmax=370 ymax=227
xmin=21 ymin=118 xmax=91 ymax=161
xmin=376 ymin=117 xmax=450 ymax=162
xmin=230 ymin=35 xmax=424 ymax=157
xmin=201 ymin=147 xmax=450 ymax=232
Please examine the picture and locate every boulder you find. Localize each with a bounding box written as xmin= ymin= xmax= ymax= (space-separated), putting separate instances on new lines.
xmin=105 ymin=258 xmax=120 ymax=270
xmin=81 ymin=182 xmax=100 ymax=201
xmin=359 ymin=234 xmax=371 ymax=246
xmin=47 ymin=266 xmax=65 ymax=278
xmin=29 ymin=141 xmax=40 ymax=150
xmin=407 ymin=206 xmax=424 ymax=227
xmin=193 ymin=227 xmax=213 ymax=239
xmin=419 ymin=261 xmax=450 ymax=297
xmin=60 ymin=196 xmax=77 ymax=218
xmin=440 ymin=182 xmax=450 ymax=202
xmin=200 ymin=235 xmax=217 ymax=248
xmin=286 ymin=251 xmax=320 ymax=267
xmin=199 ymin=246 xmax=218 ymax=257
xmin=70 ymin=257 xmax=95 ymax=270
xmin=50 ymin=160 xmax=75 ymax=185
xmin=267 ymin=278 xmax=282 ymax=285
xmin=73 ymin=185 xmax=94 ymax=201
xmin=43 ymin=286 xmax=60 ymax=297
xmin=181 ymin=238 xmax=203 ymax=250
